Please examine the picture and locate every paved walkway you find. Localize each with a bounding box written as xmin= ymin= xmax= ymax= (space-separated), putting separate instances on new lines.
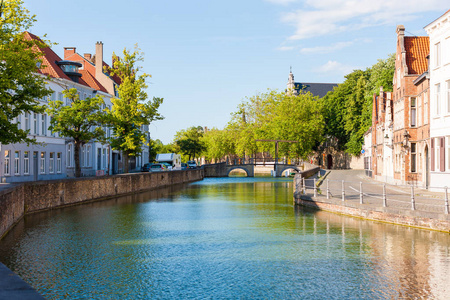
xmin=0 ymin=263 xmax=44 ymax=300
xmin=300 ymin=169 xmax=449 ymax=221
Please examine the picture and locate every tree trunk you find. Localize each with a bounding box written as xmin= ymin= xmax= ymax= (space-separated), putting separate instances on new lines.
xmin=74 ymin=141 xmax=81 ymax=177
xmin=123 ymin=151 xmax=129 ymax=173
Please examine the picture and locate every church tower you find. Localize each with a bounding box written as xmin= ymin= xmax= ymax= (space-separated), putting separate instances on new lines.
xmin=287 ymin=67 xmax=298 ymax=95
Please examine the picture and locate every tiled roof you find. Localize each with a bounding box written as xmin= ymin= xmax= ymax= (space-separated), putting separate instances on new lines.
xmin=404 ymin=36 xmax=429 ymax=75
xmin=78 ymin=70 xmax=108 ymax=93
xmin=102 ymin=61 xmax=122 ymax=85
xmin=294 ymin=82 xmax=338 ymax=98
xmin=24 ymin=32 xmax=71 ymax=81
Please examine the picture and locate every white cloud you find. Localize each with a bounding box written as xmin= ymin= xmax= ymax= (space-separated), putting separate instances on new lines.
xmin=276 ymin=46 xmax=295 ymax=51
xmin=316 ymin=61 xmax=356 ymax=74
xmin=280 ymin=0 xmax=448 ymax=40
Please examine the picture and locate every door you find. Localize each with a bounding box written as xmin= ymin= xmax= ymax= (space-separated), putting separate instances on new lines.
xmin=33 ymin=151 xmax=38 ymax=181
xmin=327 ymin=154 xmax=333 ymax=169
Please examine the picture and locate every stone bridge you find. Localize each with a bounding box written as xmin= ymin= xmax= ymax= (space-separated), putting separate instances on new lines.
xmin=203 ymin=162 xmax=303 ymax=177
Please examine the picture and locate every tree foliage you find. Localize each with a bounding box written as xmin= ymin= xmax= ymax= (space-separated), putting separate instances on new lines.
xmin=105 ymin=45 xmax=163 ymax=173
xmin=46 ymin=88 xmax=107 ymax=177
xmin=174 ymin=126 xmax=205 ymax=161
xmin=321 ymin=54 xmax=395 ymax=156
xmin=0 ymin=0 xmax=52 ymax=144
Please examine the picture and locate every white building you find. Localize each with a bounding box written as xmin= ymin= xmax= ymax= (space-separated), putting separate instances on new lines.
xmin=0 ymin=32 xmax=148 ymax=183
xmin=425 ymin=10 xmax=450 ymax=189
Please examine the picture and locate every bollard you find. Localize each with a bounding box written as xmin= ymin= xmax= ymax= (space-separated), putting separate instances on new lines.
xmin=314 ymin=178 xmax=317 ymax=197
xmin=383 ymin=184 xmax=387 ymax=207
xmin=327 ymin=179 xmax=330 ymax=199
xmin=341 ymin=180 xmax=345 ymax=202
xmin=302 ymin=177 xmax=306 ymax=194
xmin=411 ymin=185 xmax=415 ymax=211
xmin=445 ymin=186 xmax=449 ymax=214
xmin=359 ymin=182 xmax=363 ymax=204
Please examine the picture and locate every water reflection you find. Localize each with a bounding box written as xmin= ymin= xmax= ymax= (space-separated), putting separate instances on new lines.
xmin=0 ymin=178 xmax=449 ymax=299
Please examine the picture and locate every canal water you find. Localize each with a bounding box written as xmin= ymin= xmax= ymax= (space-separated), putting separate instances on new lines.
xmin=0 ymin=177 xmax=449 ymax=299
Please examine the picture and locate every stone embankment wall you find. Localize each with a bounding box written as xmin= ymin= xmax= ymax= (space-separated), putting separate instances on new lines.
xmin=0 ymin=169 xmax=203 ymax=239
xmin=203 ymin=162 xmax=227 ymax=177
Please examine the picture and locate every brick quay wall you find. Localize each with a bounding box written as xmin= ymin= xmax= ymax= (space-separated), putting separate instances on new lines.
xmin=0 ymin=169 xmax=203 ymax=239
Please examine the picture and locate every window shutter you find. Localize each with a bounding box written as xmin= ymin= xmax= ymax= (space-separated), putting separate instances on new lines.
xmin=440 ymin=137 xmax=445 ymax=172
xmin=431 ymin=138 xmax=435 ymax=171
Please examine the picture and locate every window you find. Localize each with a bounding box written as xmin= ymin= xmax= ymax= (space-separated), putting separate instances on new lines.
xmin=435 ymin=42 xmax=441 ymax=67
xmin=86 ymin=145 xmax=91 ymax=167
xmin=58 ymin=92 xmax=63 ymax=101
xmin=447 ymin=81 xmax=450 ymax=114
xmin=49 ymin=152 xmax=54 ymax=173
xmin=396 ymin=68 xmax=401 ymax=88
xmin=14 ymin=151 xmax=20 ymax=175
xmin=81 ymin=145 xmax=85 ymax=167
xmin=24 ymin=151 xmax=29 ymax=175
xmin=4 ymin=150 xmax=10 ymax=175
xmin=424 ymin=91 xmax=428 ymax=124
xmin=410 ymin=143 xmax=416 ymax=172
xmin=67 ymin=144 xmax=72 ymax=167
xmin=24 ymin=113 xmax=30 ymax=131
xmin=51 ymin=92 xmax=56 ymax=101
xmin=40 ymin=152 xmax=45 ymax=174
xmin=102 ymin=148 xmax=107 ymax=169
xmin=57 ymin=152 xmax=62 ymax=173
xmin=33 ymin=113 xmax=38 ymax=135
xmin=448 ymin=137 xmax=450 ymax=171
xmin=410 ymin=97 xmax=416 ymax=127
xmin=436 ymin=138 xmax=440 ymax=171
xmin=436 ymin=84 xmax=441 ymax=116
xmin=41 ymin=114 xmax=46 ymax=136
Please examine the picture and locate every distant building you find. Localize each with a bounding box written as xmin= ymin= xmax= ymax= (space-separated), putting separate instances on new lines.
xmin=425 ymin=10 xmax=450 ymax=190
xmin=286 ymin=70 xmax=338 ymax=98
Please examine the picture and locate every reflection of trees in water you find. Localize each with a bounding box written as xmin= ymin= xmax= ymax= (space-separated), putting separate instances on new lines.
xmin=294 ymin=206 xmax=450 ymax=299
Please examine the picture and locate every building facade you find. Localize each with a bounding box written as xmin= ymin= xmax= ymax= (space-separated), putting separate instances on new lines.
xmin=425 ymin=10 xmax=450 ymax=189
xmin=0 ymin=33 xmax=148 ymax=183
xmin=391 ymin=25 xmax=430 ymax=187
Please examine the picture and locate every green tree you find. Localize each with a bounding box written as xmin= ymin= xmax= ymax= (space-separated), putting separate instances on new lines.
xmin=0 ymin=0 xmax=52 ymax=144
xmin=174 ymin=126 xmax=206 ymax=161
xmin=106 ymin=46 xmax=163 ymax=173
xmin=46 ymin=88 xmax=107 ymax=177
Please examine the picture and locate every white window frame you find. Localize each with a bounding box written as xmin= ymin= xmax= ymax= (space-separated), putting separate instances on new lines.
xmin=40 ymin=152 xmax=45 ymax=174
xmin=57 ymin=152 xmax=62 ymax=173
xmin=24 ymin=151 xmax=29 ymax=175
xmin=67 ymin=144 xmax=72 ymax=167
xmin=25 ymin=113 xmax=30 ymax=131
xmin=4 ymin=150 xmax=10 ymax=175
xmin=102 ymin=148 xmax=107 ymax=169
xmin=410 ymin=143 xmax=416 ymax=173
xmin=33 ymin=113 xmax=38 ymax=135
xmin=41 ymin=114 xmax=46 ymax=136
xmin=86 ymin=145 xmax=91 ymax=167
xmin=436 ymin=84 xmax=441 ymax=116
xmin=435 ymin=42 xmax=441 ymax=68
xmin=49 ymin=152 xmax=54 ymax=174
xmin=410 ymin=97 xmax=416 ymax=127
xmin=14 ymin=151 xmax=20 ymax=175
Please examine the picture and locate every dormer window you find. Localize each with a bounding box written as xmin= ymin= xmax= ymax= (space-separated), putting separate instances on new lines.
xmin=56 ymin=60 xmax=82 ymax=83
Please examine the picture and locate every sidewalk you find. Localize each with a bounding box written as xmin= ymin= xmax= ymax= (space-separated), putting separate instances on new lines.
xmin=295 ymin=170 xmax=450 ymax=231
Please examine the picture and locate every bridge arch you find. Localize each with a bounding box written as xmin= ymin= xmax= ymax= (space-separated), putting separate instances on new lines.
xmin=227 ymin=166 xmax=251 ymax=177
xmin=277 ymin=166 xmax=300 ymax=177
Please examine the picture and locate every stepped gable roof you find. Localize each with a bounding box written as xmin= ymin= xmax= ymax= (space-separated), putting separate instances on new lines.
xmin=404 ymin=36 xmax=429 ymax=75
xmin=78 ymin=70 xmax=108 ymax=93
xmin=24 ymin=32 xmax=71 ymax=81
xmin=293 ymin=82 xmax=338 ymax=98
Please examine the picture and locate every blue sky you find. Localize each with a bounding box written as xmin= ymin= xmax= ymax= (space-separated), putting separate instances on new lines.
xmin=25 ymin=0 xmax=448 ymax=144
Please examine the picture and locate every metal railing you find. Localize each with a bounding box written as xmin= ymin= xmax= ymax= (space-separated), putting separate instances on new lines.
xmin=294 ymin=176 xmax=449 ymax=215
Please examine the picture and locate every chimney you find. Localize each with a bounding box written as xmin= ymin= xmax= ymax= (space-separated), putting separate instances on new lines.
xmin=396 ymin=25 xmax=405 ymax=37
xmin=84 ymin=53 xmax=92 ymax=61
xmin=64 ymin=47 xmax=76 ymax=59
xmin=95 ymin=41 xmax=104 ymax=77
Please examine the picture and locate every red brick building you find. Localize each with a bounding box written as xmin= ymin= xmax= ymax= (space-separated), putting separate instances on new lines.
xmin=392 ymin=25 xmax=430 ymax=187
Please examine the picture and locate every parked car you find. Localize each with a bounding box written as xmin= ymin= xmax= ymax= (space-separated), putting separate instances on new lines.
xmin=181 ymin=163 xmax=188 ymax=170
xmin=150 ymin=163 xmax=167 ymax=172
xmin=141 ymin=163 xmax=152 ymax=172
xmin=187 ymin=160 xmax=197 ymax=169
xmin=160 ymin=162 xmax=172 ymax=170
